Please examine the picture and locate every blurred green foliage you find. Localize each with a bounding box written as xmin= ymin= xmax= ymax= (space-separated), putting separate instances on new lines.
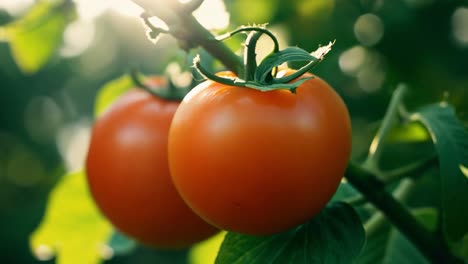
xmin=0 ymin=0 xmax=467 ymax=263
xmin=30 ymin=170 xmax=113 ymax=264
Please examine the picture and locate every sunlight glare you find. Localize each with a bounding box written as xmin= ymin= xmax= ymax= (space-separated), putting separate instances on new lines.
xmin=74 ymin=0 xmax=144 ymax=20
xmin=148 ymin=16 xmax=170 ymax=31
xmin=74 ymin=0 xmax=110 ymax=21
xmin=0 ymin=0 xmax=34 ymax=15
xmin=193 ymin=0 xmax=230 ymax=30
xmin=110 ymin=0 xmax=144 ymax=17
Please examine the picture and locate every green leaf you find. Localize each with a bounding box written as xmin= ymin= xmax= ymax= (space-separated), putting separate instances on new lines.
xmin=387 ymin=122 xmax=431 ymax=143
xmin=29 ymin=170 xmax=113 ymax=264
xmin=215 ymin=202 xmax=365 ymax=264
xmin=410 ymin=103 xmax=468 ymax=241
xmin=383 ymin=227 xmax=429 ymax=264
xmin=382 ymin=208 xmax=438 ymax=264
xmin=331 ymin=182 xmax=360 ymax=202
xmin=356 ymin=208 xmax=439 ymax=264
xmin=254 ymin=41 xmax=333 ymax=87
xmin=94 ymin=75 xmax=136 ymax=117
xmin=450 ymin=233 xmax=468 ymax=260
xmin=3 ymin=1 xmax=76 ymax=74
xmin=189 ymin=232 xmax=226 ymax=264
xmin=355 ymin=224 xmax=392 ymax=264
xmin=255 ymin=47 xmax=317 ymax=83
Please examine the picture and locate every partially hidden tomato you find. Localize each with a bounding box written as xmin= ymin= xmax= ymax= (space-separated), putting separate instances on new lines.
xmin=86 ymin=79 xmax=218 ymax=248
xmin=168 ymin=70 xmax=351 ymax=235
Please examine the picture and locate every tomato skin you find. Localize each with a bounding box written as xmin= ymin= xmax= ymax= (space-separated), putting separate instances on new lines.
xmin=168 ymin=70 xmax=351 ymax=235
xmin=86 ymin=82 xmax=218 ymax=248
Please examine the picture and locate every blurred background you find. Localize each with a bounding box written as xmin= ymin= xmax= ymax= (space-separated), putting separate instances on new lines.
xmin=0 ymin=0 xmax=467 ymax=263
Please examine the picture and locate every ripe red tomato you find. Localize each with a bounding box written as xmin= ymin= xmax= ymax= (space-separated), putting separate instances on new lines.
xmin=168 ymin=70 xmax=351 ymax=235
xmin=86 ymin=80 xmax=218 ymax=248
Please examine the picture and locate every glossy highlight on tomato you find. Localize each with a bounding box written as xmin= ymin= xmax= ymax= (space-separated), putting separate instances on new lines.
xmin=86 ymin=81 xmax=218 ymax=248
xmin=168 ymin=70 xmax=352 ymax=235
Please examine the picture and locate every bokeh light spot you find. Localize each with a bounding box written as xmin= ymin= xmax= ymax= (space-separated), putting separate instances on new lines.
xmin=339 ymin=45 xmax=367 ymax=76
xmin=339 ymin=46 xmax=386 ymax=92
xmin=24 ymin=96 xmax=64 ymax=144
xmin=354 ymin=13 xmax=384 ymax=46
xmin=166 ymin=62 xmax=193 ymax=88
xmin=357 ymin=66 xmax=386 ymax=93
xmin=452 ymin=7 xmax=468 ymax=46
xmin=56 ymin=120 xmax=92 ymax=172
xmin=60 ymin=18 xmax=96 ymax=58
xmin=33 ymin=244 xmax=55 ymax=261
xmin=98 ymin=244 xmax=114 ymax=260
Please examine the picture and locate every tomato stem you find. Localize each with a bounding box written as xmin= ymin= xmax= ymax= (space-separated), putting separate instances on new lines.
xmin=346 ymin=163 xmax=463 ymax=264
xmin=129 ymin=69 xmax=186 ymax=101
xmin=216 ymin=26 xmax=280 ymax=52
xmin=364 ymin=178 xmax=415 ymax=237
xmin=243 ymin=31 xmax=262 ymax=81
xmin=140 ymin=12 xmax=169 ymax=43
xmin=132 ymin=0 xmax=244 ymax=76
xmin=192 ymin=56 xmax=238 ymax=86
xmin=217 ymin=26 xmax=280 ymax=81
xmin=363 ymin=84 xmax=408 ymax=173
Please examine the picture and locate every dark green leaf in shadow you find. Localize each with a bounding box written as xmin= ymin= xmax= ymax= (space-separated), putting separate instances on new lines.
xmin=215 ymin=202 xmax=365 ymax=264
xmin=410 ymin=103 xmax=468 ymax=241
xmin=355 ymin=223 xmax=392 ymax=264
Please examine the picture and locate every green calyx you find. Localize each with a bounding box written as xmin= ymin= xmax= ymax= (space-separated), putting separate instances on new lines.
xmin=194 ymin=25 xmax=334 ymax=93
